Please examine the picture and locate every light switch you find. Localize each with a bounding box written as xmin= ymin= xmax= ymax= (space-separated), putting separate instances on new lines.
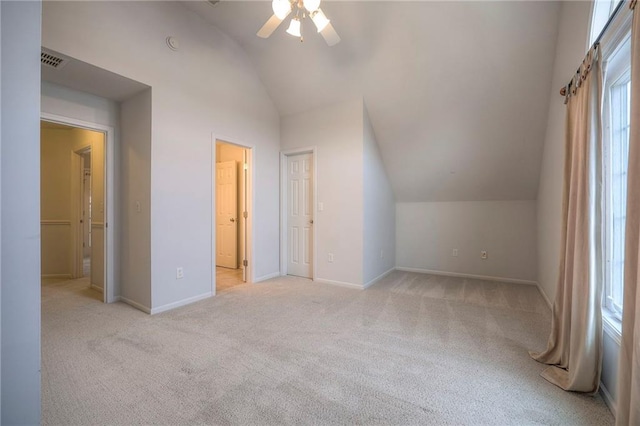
xmin=319 ymin=202 xmax=324 ymax=212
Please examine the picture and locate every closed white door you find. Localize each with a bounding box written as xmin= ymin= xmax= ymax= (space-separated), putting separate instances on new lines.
xmin=287 ymin=153 xmax=313 ymax=278
xmin=216 ymin=160 xmax=237 ymax=268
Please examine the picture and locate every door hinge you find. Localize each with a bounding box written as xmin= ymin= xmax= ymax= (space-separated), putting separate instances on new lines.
xmin=243 ymin=211 xmax=248 ymax=219
xmin=243 ymin=259 xmax=248 ymax=267
xmin=105 ymin=223 xmax=108 ymax=229
xmin=243 ymin=163 xmax=248 ymax=170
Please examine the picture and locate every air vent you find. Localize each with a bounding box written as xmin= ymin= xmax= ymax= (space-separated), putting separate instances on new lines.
xmin=41 ymin=49 xmax=69 ymax=70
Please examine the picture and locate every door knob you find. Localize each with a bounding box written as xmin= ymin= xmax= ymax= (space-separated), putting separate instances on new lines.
xmin=230 ymin=218 xmax=235 ymax=222
xmin=310 ymin=220 xmax=314 ymax=224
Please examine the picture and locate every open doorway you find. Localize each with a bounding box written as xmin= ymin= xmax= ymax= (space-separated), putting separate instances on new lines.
xmin=40 ymin=120 xmax=107 ymax=302
xmin=214 ymin=140 xmax=252 ymax=293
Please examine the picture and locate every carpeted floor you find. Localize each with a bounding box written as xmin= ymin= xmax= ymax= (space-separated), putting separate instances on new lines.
xmin=42 ymin=271 xmax=614 ymax=425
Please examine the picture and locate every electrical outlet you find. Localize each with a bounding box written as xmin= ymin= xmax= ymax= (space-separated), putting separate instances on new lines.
xmin=452 ymin=249 xmax=458 ymax=257
xmin=380 ymin=249 xmax=384 ymax=259
xmin=481 ymin=250 xmax=488 ymax=260
xmin=176 ymin=267 xmax=184 ymax=279
xmin=328 ymin=253 xmax=334 ymax=263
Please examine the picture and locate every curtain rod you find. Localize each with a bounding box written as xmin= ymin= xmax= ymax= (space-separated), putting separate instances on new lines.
xmin=559 ymin=0 xmax=628 ymax=97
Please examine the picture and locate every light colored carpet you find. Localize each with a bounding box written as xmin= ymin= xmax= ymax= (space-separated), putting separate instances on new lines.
xmin=42 ymin=271 xmax=614 ymax=425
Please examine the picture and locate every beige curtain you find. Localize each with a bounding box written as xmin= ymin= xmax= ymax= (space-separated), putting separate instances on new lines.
xmin=529 ymin=46 xmax=604 ymax=393
xmin=616 ymin=2 xmax=640 ymax=424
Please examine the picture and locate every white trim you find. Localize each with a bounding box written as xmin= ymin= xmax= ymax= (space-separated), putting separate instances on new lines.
xmin=90 ymin=284 xmax=103 ymax=294
xmin=395 ymin=267 xmax=538 ymax=286
xmin=603 ymin=312 xmax=622 ymax=345
xmin=40 ymin=220 xmax=71 ymax=226
xmin=41 ymin=112 xmax=116 ymax=304
xmin=254 ymin=271 xmax=281 ymax=283
xmin=363 ymin=267 xmax=395 ymax=289
xmin=536 ymin=283 xmax=553 ymax=310
xmin=41 ymin=274 xmax=72 ymax=279
xmin=150 ymin=292 xmax=213 ymax=315
xmin=280 ymin=146 xmax=317 ymax=280
xmin=119 ymin=296 xmax=151 ymax=314
xmin=600 ymin=381 xmax=617 ymax=418
xmin=315 ymin=278 xmax=363 ymax=290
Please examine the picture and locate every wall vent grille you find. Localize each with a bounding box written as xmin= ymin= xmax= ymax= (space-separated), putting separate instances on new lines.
xmin=41 ymin=50 xmax=68 ymax=70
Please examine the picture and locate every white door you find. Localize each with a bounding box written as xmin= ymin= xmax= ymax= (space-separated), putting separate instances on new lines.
xmin=216 ymin=160 xmax=238 ymax=268
xmin=287 ymin=153 xmax=313 ymax=278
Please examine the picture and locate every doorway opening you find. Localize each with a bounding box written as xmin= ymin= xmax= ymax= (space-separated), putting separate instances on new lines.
xmin=40 ymin=119 xmax=110 ymax=303
xmin=280 ymin=148 xmax=316 ymax=280
xmin=214 ymin=139 xmax=252 ymax=293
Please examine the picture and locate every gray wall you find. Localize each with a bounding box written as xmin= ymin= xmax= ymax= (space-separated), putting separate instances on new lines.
xmin=363 ymin=106 xmax=396 ymax=285
xmin=281 ymin=99 xmax=365 ymax=286
xmin=121 ymin=89 xmax=152 ymax=310
xmin=396 ymin=201 xmax=538 ymax=283
xmin=1 ymin=1 xmax=42 ymax=423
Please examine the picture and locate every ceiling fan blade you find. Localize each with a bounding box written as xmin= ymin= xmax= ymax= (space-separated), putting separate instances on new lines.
xmin=320 ymin=21 xmax=341 ymax=46
xmin=257 ymin=14 xmax=284 ymax=39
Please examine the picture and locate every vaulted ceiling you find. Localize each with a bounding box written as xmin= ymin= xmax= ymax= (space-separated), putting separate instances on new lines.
xmin=184 ymin=1 xmax=562 ymax=202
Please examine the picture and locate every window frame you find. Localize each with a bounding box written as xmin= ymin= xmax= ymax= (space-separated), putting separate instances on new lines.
xmin=602 ymin=35 xmax=631 ymax=325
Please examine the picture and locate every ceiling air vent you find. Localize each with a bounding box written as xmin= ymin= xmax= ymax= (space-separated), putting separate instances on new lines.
xmin=41 ymin=49 xmax=69 ymax=70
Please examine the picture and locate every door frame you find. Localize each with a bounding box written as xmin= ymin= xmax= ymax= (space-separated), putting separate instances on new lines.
xmin=41 ymin=112 xmax=116 ymax=304
xmin=211 ymin=134 xmax=254 ymax=294
xmin=71 ymin=145 xmax=92 ymax=279
xmin=280 ymin=147 xmax=317 ymax=280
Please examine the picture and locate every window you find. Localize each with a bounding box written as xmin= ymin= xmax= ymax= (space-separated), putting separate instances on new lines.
xmin=589 ymin=0 xmax=622 ymax=45
xmin=603 ymin=36 xmax=631 ymax=322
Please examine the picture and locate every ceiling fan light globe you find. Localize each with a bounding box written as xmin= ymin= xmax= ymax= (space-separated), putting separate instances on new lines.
xmin=286 ymin=18 xmax=301 ymax=37
xmin=311 ymin=9 xmax=330 ymax=33
xmin=303 ymin=0 xmax=321 ymax=13
xmin=272 ymin=0 xmax=292 ymax=20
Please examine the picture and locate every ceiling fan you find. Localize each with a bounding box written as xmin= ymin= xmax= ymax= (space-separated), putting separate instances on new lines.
xmin=257 ymin=0 xmax=340 ymax=46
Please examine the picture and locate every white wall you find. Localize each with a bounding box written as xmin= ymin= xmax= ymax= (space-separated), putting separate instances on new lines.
xmin=120 ymin=89 xmax=152 ymax=309
xmin=281 ymin=99 xmax=365 ymax=286
xmin=536 ymin=0 xmax=591 ymax=304
xmin=363 ymin=106 xmax=395 ymax=286
xmin=1 ymin=1 xmax=42 ymax=423
xmin=397 ymin=201 xmax=538 ymax=283
xmin=42 ymin=1 xmax=281 ymax=312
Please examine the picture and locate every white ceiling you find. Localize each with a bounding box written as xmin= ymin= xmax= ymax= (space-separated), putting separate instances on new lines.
xmin=185 ymin=1 xmax=561 ymax=201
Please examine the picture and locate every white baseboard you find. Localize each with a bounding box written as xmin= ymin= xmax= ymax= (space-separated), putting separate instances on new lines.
xmin=536 ymin=283 xmax=553 ymax=309
xmin=150 ymin=291 xmax=213 ymax=315
xmin=42 ymin=274 xmax=73 ymax=279
xmin=363 ymin=267 xmax=396 ymax=289
xmin=254 ymin=271 xmax=281 ymax=283
xmin=90 ymin=284 xmax=104 ymax=293
xmin=315 ymin=278 xmax=364 ymax=290
xmin=395 ymin=267 xmax=538 ymax=286
xmin=119 ymin=297 xmax=151 ymax=314
xmin=600 ymin=381 xmax=616 ymax=418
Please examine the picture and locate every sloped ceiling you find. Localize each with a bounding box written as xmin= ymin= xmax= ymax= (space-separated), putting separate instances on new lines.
xmin=184 ymin=1 xmax=561 ymax=201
